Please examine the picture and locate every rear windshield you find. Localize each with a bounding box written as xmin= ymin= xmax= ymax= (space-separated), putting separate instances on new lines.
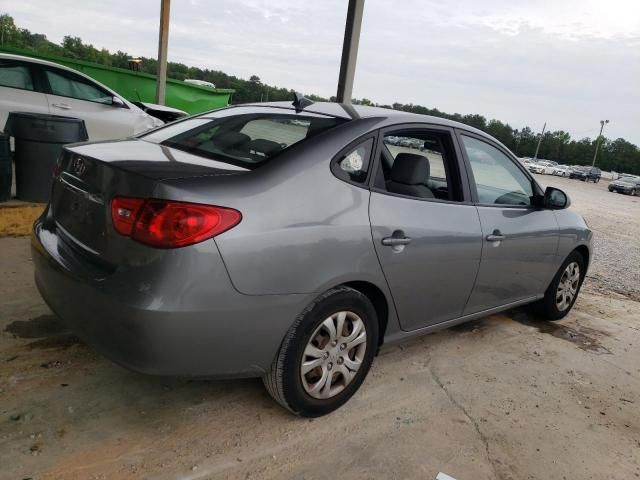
xmin=140 ymin=108 xmax=345 ymax=169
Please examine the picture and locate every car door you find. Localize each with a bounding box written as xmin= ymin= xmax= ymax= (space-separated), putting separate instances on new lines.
xmin=41 ymin=65 xmax=134 ymax=140
xmin=369 ymin=126 xmax=483 ymax=331
xmin=0 ymin=58 xmax=49 ymax=132
xmin=457 ymin=132 xmax=559 ymax=314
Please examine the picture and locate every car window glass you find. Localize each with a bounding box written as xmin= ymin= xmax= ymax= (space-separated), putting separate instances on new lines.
xmin=150 ymin=112 xmax=345 ymax=169
xmin=45 ymin=69 xmax=112 ymax=103
xmin=377 ymin=131 xmax=462 ymax=202
xmin=0 ymin=61 xmax=34 ymax=90
xmin=461 ymin=135 xmax=533 ymax=206
xmin=333 ymin=138 xmax=373 ymax=184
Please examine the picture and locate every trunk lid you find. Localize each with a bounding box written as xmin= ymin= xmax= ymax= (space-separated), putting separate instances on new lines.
xmin=49 ymin=139 xmax=247 ymax=264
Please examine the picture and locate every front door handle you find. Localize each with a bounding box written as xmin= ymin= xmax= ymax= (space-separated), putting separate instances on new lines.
xmin=382 ymin=232 xmax=412 ymax=246
xmin=52 ymin=103 xmax=72 ymax=110
xmin=486 ymin=229 xmax=506 ymax=242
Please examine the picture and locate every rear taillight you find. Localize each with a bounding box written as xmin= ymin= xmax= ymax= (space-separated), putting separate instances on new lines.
xmin=111 ymin=196 xmax=241 ymax=248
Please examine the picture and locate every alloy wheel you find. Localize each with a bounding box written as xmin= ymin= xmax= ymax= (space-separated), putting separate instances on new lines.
xmin=300 ymin=311 xmax=367 ymax=399
xmin=556 ymin=262 xmax=580 ymax=311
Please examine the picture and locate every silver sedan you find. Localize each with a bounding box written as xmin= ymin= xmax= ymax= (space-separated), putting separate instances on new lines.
xmin=32 ymin=98 xmax=592 ymax=417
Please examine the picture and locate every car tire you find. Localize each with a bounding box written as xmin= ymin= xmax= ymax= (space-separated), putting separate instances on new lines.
xmin=528 ymin=251 xmax=585 ymax=321
xmin=263 ymin=286 xmax=379 ymax=417
xmin=632 ymin=189 xmax=637 ymax=196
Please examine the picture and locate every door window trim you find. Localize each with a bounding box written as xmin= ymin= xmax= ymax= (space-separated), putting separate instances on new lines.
xmin=454 ymin=129 xmax=544 ymax=209
xmin=369 ymin=123 xmax=474 ymax=205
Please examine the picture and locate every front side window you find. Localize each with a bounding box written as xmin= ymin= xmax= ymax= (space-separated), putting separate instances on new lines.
xmin=461 ymin=135 xmax=533 ymax=206
xmin=0 ymin=60 xmax=34 ymax=90
xmin=376 ymin=130 xmax=462 ymax=201
xmin=45 ymin=69 xmax=112 ymax=103
xmin=142 ymin=109 xmax=345 ymax=169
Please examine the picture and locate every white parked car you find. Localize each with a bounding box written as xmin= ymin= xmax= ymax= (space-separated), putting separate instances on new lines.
xmin=0 ymin=53 xmax=163 ymax=141
xmin=529 ymin=160 xmax=555 ymax=174
xmin=551 ymin=165 xmax=571 ymax=177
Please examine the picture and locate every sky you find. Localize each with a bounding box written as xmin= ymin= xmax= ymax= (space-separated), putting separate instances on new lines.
xmin=2 ymin=0 xmax=639 ymax=143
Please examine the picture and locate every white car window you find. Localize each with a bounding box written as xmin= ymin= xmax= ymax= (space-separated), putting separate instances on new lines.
xmin=0 ymin=60 xmax=34 ymax=90
xmin=45 ymin=69 xmax=112 ymax=104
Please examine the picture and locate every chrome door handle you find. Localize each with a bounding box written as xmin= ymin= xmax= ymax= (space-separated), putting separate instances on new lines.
xmin=381 ymin=236 xmax=412 ymax=246
xmin=486 ymin=230 xmax=505 ymax=242
xmin=52 ymin=103 xmax=72 ymax=110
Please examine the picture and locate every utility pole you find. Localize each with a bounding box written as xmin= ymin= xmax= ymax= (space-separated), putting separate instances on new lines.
xmin=533 ymin=122 xmax=546 ymax=160
xmin=336 ymin=0 xmax=365 ymax=103
xmin=591 ymin=119 xmax=609 ymax=166
xmin=155 ymin=0 xmax=171 ymax=105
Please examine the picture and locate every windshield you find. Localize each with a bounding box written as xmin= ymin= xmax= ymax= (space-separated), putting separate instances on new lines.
xmin=140 ymin=107 xmax=345 ymax=169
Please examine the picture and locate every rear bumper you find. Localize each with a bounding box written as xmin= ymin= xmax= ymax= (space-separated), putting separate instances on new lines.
xmin=31 ymin=220 xmax=308 ymax=378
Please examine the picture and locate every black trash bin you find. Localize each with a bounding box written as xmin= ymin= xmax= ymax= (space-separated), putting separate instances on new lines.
xmin=0 ymin=133 xmax=10 ymax=202
xmin=5 ymin=112 xmax=88 ymax=202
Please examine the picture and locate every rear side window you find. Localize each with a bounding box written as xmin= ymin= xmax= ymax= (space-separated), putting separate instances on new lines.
xmin=147 ymin=110 xmax=345 ymax=169
xmin=0 ymin=60 xmax=34 ymax=90
xmin=332 ymin=138 xmax=374 ymax=184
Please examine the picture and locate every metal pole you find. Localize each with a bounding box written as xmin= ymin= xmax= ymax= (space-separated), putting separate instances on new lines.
xmin=155 ymin=0 xmax=171 ymax=105
xmin=533 ymin=121 xmax=546 ymax=159
xmin=336 ymin=0 xmax=365 ymax=103
xmin=591 ymin=120 xmax=609 ymax=166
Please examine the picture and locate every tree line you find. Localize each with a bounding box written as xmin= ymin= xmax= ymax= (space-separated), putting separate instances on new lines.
xmin=1 ymin=13 xmax=638 ymax=174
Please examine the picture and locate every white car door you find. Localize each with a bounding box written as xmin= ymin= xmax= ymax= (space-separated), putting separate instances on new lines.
xmin=42 ymin=66 xmax=137 ymax=141
xmin=0 ymin=58 xmax=49 ymax=132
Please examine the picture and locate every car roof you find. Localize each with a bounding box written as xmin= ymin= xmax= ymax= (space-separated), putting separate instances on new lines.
xmin=0 ymin=52 xmax=82 ymax=72
xmin=242 ymin=100 xmax=492 ymax=138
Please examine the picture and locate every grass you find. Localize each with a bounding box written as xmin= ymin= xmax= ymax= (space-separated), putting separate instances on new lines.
xmin=0 ymin=204 xmax=45 ymax=236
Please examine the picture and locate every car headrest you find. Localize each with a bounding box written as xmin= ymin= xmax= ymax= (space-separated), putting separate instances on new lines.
xmin=215 ymin=132 xmax=251 ymax=150
xmin=390 ymin=153 xmax=430 ymax=185
xmin=248 ymin=138 xmax=283 ymax=158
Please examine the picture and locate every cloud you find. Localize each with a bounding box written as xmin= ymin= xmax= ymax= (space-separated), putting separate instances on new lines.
xmin=3 ymin=0 xmax=639 ymax=142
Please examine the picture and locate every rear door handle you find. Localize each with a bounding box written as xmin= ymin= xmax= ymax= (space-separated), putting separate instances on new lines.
xmin=52 ymin=103 xmax=72 ymax=110
xmin=382 ymin=234 xmax=412 ymax=246
xmin=486 ymin=230 xmax=505 ymax=242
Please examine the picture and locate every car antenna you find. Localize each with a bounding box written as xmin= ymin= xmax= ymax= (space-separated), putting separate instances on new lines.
xmin=292 ymin=92 xmax=314 ymax=112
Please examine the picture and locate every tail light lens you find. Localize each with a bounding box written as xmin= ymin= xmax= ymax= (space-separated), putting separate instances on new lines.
xmin=111 ymin=196 xmax=241 ymax=248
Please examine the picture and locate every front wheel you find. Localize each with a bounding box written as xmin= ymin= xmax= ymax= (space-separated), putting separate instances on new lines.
xmin=528 ymin=251 xmax=585 ymax=320
xmin=263 ymin=286 xmax=378 ymax=417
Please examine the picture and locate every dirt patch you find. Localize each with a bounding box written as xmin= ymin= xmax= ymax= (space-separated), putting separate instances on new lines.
xmin=0 ymin=203 xmax=45 ymax=236
xmin=511 ymin=309 xmax=611 ymax=354
xmin=4 ymin=314 xmax=67 ymax=339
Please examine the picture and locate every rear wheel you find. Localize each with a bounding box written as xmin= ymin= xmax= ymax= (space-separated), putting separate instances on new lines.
xmin=632 ymin=189 xmax=637 ymax=196
xmin=529 ymin=251 xmax=585 ymax=320
xmin=263 ymin=286 xmax=378 ymax=417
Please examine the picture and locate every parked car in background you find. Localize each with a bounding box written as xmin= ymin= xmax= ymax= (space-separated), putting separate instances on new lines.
xmin=570 ymin=166 xmax=601 ymax=182
xmin=32 ymin=100 xmax=592 ymax=417
xmin=0 ymin=53 xmax=164 ymax=141
xmin=529 ymin=160 xmax=554 ymax=174
xmin=609 ymin=176 xmax=640 ymax=195
xmin=551 ymin=165 xmax=571 ymax=177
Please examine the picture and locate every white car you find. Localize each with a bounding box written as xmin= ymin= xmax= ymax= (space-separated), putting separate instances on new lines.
xmin=551 ymin=165 xmax=571 ymax=177
xmin=529 ymin=160 xmax=555 ymax=174
xmin=0 ymin=53 xmax=163 ymax=141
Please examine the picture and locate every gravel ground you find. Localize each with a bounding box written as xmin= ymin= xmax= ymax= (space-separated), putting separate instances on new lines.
xmin=533 ymin=173 xmax=640 ymax=300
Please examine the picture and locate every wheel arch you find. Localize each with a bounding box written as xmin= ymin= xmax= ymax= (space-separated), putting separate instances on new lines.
xmin=342 ymin=280 xmax=389 ymax=348
xmin=574 ymin=244 xmax=590 ymax=272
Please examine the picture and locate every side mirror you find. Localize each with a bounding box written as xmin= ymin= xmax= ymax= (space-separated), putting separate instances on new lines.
xmin=544 ymin=186 xmax=570 ymax=209
xmin=111 ymin=96 xmax=126 ymax=108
